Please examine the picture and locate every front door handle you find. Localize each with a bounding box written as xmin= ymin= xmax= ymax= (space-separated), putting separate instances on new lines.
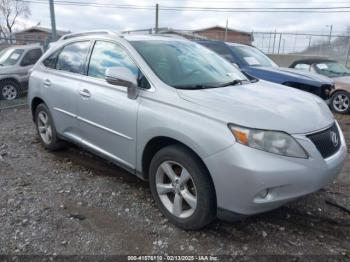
xmin=79 ymin=89 xmax=91 ymax=98
xmin=43 ymin=79 xmax=51 ymax=87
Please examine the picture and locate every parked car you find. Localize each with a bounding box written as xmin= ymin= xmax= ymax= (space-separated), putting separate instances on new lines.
xmin=290 ymin=58 xmax=350 ymax=114
xmin=28 ymin=32 xmax=347 ymax=230
xmin=196 ymin=40 xmax=335 ymax=103
xmin=0 ymin=44 xmax=43 ymax=100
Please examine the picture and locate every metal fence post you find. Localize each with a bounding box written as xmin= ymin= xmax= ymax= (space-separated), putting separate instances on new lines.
xmin=346 ymin=36 xmax=350 ymax=67
xmin=277 ymin=33 xmax=282 ymax=54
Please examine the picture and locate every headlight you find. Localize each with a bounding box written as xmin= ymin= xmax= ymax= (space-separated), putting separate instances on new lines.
xmin=228 ymin=124 xmax=308 ymax=158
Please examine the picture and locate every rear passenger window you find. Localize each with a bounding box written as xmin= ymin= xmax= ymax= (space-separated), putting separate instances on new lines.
xmin=56 ymin=41 xmax=90 ymax=74
xmin=88 ymin=41 xmax=139 ymax=79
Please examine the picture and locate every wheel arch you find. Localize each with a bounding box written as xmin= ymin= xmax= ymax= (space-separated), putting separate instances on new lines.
xmin=0 ymin=77 xmax=22 ymax=91
xmin=31 ymin=97 xmax=46 ymax=120
xmin=140 ymin=136 xmax=215 ymax=189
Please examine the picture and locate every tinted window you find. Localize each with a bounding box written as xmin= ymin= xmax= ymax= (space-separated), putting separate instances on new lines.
xmin=43 ymin=49 xmax=60 ymax=69
xmin=201 ymin=43 xmax=233 ymax=62
xmin=56 ymin=41 xmax=90 ymax=74
xmin=88 ymin=41 xmax=139 ymax=79
xmin=21 ymin=48 xmax=42 ymax=66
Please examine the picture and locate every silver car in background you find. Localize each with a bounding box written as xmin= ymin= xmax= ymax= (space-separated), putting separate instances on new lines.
xmin=28 ymin=31 xmax=347 ymax=230
xmin=0 ymin=44 xmax=43 ymax=100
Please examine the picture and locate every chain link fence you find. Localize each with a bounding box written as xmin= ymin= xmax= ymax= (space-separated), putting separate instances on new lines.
xmin=252 ymin=31 xmax=350 ymax=66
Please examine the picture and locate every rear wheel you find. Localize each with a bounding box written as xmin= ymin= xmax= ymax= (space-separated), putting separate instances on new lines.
xmin=149 ymin=145 xmax=216 ymax=230
xmin=35 ymin=103 xmax=67 ymax=151
xmin=330 ymin=91 xmax=350 ymax=114
xmin=0 ymin=80 xmax=20 ymax=100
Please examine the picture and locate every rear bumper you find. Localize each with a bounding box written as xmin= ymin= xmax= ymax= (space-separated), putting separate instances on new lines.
xmin=205 ymin=122 xmax=347 ymax=217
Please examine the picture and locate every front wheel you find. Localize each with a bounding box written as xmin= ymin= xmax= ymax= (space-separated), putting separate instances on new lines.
xmin=0 ymin=80 xmax=20 ymax=100
xmin=330 ymin=91 xmax=350 ymax=114
xmin=149 ymin=145 xmax=216 ymax=230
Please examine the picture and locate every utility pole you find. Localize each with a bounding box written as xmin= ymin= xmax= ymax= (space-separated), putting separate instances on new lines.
xmin=224 ymin=19 xmax=228 ymax=41
xmin=155 ymin=3 xmax=159 ymax=34
xmin=49 ymin=0 xmax=57 ymax=41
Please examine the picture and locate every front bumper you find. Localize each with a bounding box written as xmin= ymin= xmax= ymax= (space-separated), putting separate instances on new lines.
xmin=204 ymin=122 xmax=347 ymax=217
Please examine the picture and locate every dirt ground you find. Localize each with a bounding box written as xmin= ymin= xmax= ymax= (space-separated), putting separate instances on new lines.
xmin=0 ymin=105 xmax=349 ymax=258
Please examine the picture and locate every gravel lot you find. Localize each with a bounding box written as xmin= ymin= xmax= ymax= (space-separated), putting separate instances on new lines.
xmin=0 ymin=105 xmax=349 ymax=258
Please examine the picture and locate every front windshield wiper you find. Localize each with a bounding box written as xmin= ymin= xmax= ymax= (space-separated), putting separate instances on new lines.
xmin=219 ymin=79 xmax=244 ymax=87
xmin=175 ymin=84 xmax=220 ymax=90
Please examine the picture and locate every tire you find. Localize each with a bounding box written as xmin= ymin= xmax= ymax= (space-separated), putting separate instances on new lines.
xmin=34 ymin=103 xmax=67 ymax=151
xmin=0 ymin=80 xmax=20 ymax=100
xmin=330 ymin=91 xmax=350 ymax=114
xmin=149 ymin=145 xmax=216 ymax=230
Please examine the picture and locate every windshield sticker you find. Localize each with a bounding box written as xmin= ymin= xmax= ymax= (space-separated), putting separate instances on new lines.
xmin=244 ymin=56 xmax=260 ymax=65
xmin=316 ymin=63 xmax=328 ymax=70
xmin=10 ymin=53 xmax=20 ymax=60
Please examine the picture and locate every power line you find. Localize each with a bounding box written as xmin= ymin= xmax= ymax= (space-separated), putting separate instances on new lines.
xmin=19 ymin=0 xmax=350 ymax=12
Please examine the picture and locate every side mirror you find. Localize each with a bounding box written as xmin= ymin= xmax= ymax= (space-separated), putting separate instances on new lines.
xmin=105 ymin=67 xmax=138 ymax=99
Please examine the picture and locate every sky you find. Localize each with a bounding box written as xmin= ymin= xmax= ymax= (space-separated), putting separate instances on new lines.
xmin=16 ymin=0 xmax=350 ymax=36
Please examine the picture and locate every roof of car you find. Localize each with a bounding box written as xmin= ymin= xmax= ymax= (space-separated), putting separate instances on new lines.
xmin=290 ymin=58 xmax=337 ymax=67
xmin=2 ymin=44 xmax=42 ymax=50
xmin=123 ymin=34 xmax=188 ymax=42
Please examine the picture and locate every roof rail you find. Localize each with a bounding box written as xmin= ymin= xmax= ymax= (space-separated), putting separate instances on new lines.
xmin=58 ymin=30 xmax=120 ymax=41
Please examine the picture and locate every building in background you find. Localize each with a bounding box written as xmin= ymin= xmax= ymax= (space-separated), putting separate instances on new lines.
xmin=123 ymin=25 xmax=253 ymax=44
xmin=193 ymin=26 xmax=252 ymax=44
xmin=13 ymin=26 xmax=69 ymax=45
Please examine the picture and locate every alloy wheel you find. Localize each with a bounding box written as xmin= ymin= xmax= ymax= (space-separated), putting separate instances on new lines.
xmin=37 ymin=111 xmax=53 ymax=145
xmin=333 ymin=93 xmax=349 ymax=112
xmin=1 ymin=84 xmax=18 ymax=100
xmin=155 ymin=161 xmax=197 ymax=218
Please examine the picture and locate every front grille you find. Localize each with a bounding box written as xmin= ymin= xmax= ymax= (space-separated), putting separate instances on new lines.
xmin=307 ymin=123 xmax=341 ymax=158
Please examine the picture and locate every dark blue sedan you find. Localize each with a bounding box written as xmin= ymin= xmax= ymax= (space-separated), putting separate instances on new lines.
xmin=196 ymin=40 xmax=335 ymax=102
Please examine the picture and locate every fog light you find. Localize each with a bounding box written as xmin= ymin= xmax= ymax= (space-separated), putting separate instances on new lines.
xmin=257 ymin=188 xmax=269 ymax=199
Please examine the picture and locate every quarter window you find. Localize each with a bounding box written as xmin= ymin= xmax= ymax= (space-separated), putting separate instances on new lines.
xmin=88 ymin=41 xmax=139 ymax=79
xmin=56 ymin=41 xmax=90 ymax=74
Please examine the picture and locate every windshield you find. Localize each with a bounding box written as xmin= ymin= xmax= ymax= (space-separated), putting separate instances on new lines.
xmin=0 ymin=48 xmax=24 ymax=66
xmin=130 ymin=40 xmax=247 ymax=89
xmin=229 ymin=44 xmax=278 ymax=68
xmin=314 ymin=62 xmax=350 ymax=77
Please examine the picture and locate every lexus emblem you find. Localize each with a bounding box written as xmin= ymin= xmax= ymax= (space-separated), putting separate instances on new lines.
xmin=330 ymin=131 xmax=339 ymax=147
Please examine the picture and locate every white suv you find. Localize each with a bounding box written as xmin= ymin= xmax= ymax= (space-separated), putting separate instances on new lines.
xmin=28 ymin=31 xmax=347 ymax=229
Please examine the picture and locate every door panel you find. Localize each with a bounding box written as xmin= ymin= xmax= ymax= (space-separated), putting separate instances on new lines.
xmin=77 ymin=77 xmax=140 ymax=169
xmin=77 ymin=40 xmax=142 ymax=169
xmin=41 ymin=41 xmax=91 ymax=141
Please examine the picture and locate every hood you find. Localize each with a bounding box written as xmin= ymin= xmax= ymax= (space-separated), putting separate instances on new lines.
xmin=177 ymin=80 xmax=334 ymax=134
xmin=242 ymin=66 xmax=334 ymax=87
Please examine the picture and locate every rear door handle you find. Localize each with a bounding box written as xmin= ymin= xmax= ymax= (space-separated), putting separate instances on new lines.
xmin=43 ymin=79 xmax=51 ymax=87
xmin=79 ymin=89 xmax=91 ymax=98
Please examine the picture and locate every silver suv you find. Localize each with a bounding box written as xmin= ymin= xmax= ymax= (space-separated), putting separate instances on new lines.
xmin=28 ymin=31 xmax=347 ymax=229
xmin=0 ymin=44 xmax=43 ymax=100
